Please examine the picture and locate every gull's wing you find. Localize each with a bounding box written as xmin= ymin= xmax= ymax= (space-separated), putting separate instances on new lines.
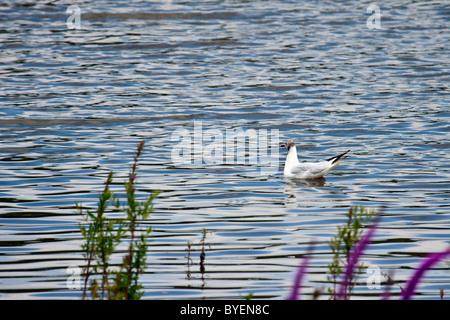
xmin=290 ymin=161 xmax=330 ymax=177
xmin=285 ymin=149 xmax=350 ymax=179
xmin=326 ymin=150 xmax=350 ymax=164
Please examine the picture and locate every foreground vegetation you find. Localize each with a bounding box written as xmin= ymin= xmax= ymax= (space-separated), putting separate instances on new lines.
xmin=289 ymin=206 xmax=450 ymax=300
xmin=77 ymin=140 xmax=158 ymax=299
xmin=76 ymin=141 xmax=449 ymax=300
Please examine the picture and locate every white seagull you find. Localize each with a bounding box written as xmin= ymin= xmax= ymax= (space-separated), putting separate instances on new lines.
xmin=283 ymin=140 xmax=350 ymax=179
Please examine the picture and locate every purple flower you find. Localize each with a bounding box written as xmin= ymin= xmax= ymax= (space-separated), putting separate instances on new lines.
xmin=401 ymin=247 xmax=450 ymax=300
xmin=288 ymin=245 xmax=314 ymax=300
xmin=337 ymin=218 xmax=379 ymax=300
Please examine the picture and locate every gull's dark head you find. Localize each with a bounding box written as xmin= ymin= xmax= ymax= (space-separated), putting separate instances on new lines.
xmin=281 ymin=140 xmax=295 ymax=151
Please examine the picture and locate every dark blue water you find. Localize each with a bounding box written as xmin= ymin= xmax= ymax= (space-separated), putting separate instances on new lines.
xmin=0 ymin=0 xmax=449 ymax=299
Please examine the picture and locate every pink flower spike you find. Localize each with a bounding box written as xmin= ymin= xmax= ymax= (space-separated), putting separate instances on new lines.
xmin=288 ymin=244 xmax=314 ymax=300
xmin=337 ymin=219 xmax=379 ymax=300
xmin=401 ymin=247 xmax=450 ymax=300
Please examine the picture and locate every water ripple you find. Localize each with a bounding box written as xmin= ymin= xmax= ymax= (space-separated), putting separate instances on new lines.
xmin=0 ymin=0 xmax=449 ymax=300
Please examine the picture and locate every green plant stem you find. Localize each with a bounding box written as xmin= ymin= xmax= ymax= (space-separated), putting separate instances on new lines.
xmin=80 ymin=170 xmax=114 ymax=299
xmin=78 ymin=140 xmax=158 ymax=300
xmin=327 ymin=205 xmax=375 ymax=300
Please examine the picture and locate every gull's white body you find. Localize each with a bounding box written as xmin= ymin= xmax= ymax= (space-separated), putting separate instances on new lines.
xmin=283 ymin=140 xmax=349 ymax=179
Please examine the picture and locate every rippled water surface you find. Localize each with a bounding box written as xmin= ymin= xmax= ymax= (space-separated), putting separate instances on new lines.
xmin=0 ymin=0 xmax=449 ymax=300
